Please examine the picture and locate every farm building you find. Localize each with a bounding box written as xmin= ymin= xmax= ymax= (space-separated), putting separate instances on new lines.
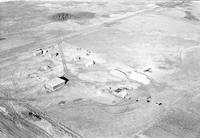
xmin=45 ymin=77 xmax=66 ymax=92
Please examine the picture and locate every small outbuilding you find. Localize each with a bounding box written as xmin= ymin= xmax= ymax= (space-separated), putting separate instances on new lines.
xmin=85 ymin=61 xmax=95 ymax=67
xmin=33 ymin=48 xmax=49 ymax=56
xmin=45 ymin=77 xmax=66 ymax=92
xmin=33 ymin=49 xmax=43 ymax=56
xmin=113 ymin=87 xmax=129 ymax=98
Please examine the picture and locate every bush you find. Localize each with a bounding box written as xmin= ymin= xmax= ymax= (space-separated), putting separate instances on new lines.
xmin=52 ymin=12 xmax=74 ymax=21
xmin=51 ymin=11 xmax=95 ymax=21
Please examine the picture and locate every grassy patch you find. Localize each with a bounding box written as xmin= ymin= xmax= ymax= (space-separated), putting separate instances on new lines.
xmin=51 ymin=12 xmax=75 ymax=21
xmin=51 ymin=11 xmax=95 ymax=21
xmin=184 ymin=11 xmax=199 ymax=21
xmin=0 ymin=38 xmax=6 ymax=41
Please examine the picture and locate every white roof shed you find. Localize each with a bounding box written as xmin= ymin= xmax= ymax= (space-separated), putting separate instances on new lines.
xmin=45 ymin=77 xmax=65 ymax=91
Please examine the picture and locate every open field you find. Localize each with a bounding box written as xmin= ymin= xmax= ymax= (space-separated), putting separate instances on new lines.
xmin=0 ymin=0 xmax=200 ymax=138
